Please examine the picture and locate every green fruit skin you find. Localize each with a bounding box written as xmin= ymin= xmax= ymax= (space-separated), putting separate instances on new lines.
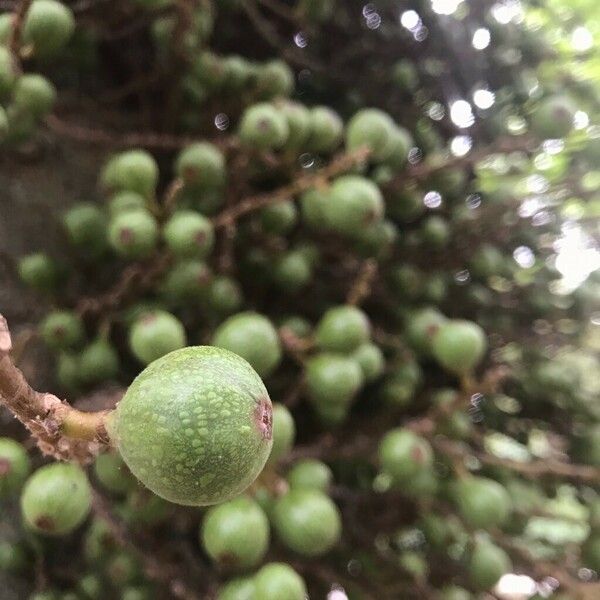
xmin=212 ymin=312 xmax=282 ymax=378
xmin=18 ymin=253 xmax=59 ymax=292
xmin=453 ymin=477 xmax=512 ymax=529
xmin=313 ymin=401 xmax=349 ymax=426
xmin=40 ymin=311 xmax=84 ymax=350
xmin=0 ymin=47 xmax=17 ymax=97
xmin=83 ymin=518 xmax=116 ymax=564
xmin=273 ymin=489 xmax=341 ymax=556
xmin=108 ymin=209 xmax=159 ymax=259
xmin=255 ymin=59 xmax=294 ymax=99
xmin=163 ymin=210 xmax=215 ymax=259
xmin=259 ymin=200 xmax=297 ymax=234
xmin=129 ymin=310 xmax=187 ymax=365
xmin=299 ymin=0 xmax=334 ymax=22
xmin=106 ymin=551 xmax=140 ymax=586
xmin=217 ymin=577 xmax=256 ymax=600
xmin=94 ymin=452 xmax=135 ymax=495
xmin=122 ymin=488 xmax=171 ymax=526
xmin=106 ymin=150 xmax=159 ymax=198
xmin=23 ymin=0 xmax=75 ymax=57
xmin=306 ymin=353 xmax=364 ymax=405
xmin=21 ymin=463 xmax=92 ymax=535
xmin=405 ymin=307 xmax=447 ymax=356
xmin=307 ymin=106 xmax=343 ymax=153
xmin=351 ymin=342 xmax=385 ymax=382
xmin=278 ymin=101 xmax=311 ymax=149
xmin=78 ymin=573 xmax=101 ymax=599
xmin=469 ymin=540 xmax=512 ymax=590
xmin=272 ymin=251 xmax=312 ymax=291
xmin=160 ymin=259 xmax=213 ymax=306
xmin=253 ymin=563 xmax=307 ymax=600
xmin=379 ymin=361 xmax=422 ymax=407
xmin=530 ymin=96 xmax=576 ymax=139
xmin=323 ymin=175 xmax=384 ymax=237
xmin=378 ymin=429 xmax=433 ymax=481
xmin=438 ymin=585 xmax=472 ymax=600
xmin=238 ymin=103 xmax=289 ymax=149
xmin=316 ymin=305 xmax=371 ymax=353
xmin=201 ymin=495 xmax=270 ymax=569
xmin=346 ymin=108 xmax=397 ymax=160
xmin=121 ymin=587 xmax=154 ymax=600
xmin=79 ymin=338 xmax=119 ymax=384
xmin=56 ymin=351 xmax=81 ymax=392
xmin=176 ymin=143 xmax=225 ymax=190
xmin=582 ymin=533 xmax=600 ymax=572
xmin=63 ymin=203 xmax=108 ymax=258
xmin=0 ymin=438 xmax=31 ymax=497
xmin=13 ymin=74 xmax=56 ymax=117
xmin=108 ymin=191 xmax=147 ymax=216
xmin=0 ymin=540 xmax=28 ymax=573
xmin=208 ymin=276 xmax=243 ymax=314
xmin=287 ymin=459 xmax=333 ymax=492
xmin=108 ymin=346 xmax=273 ymax=506
xmin=432 ymin=320 xmax=487 ymax=375
xmin=268 ymin=403 xmax=296 ymax=464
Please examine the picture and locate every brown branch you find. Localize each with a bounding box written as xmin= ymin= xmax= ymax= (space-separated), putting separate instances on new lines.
xmin=432 ymin=436 xmax=600 ymax=484
xmin=0 ymin=314 xmax=110 ymax=463
xmin=44 ymin=113 xmax=236 ymax=152
xmin=76 ymin=252 xmax=172 ymax=318
xmin=240 ymin=0 xmax=324 ymax=72
xmin=347 ymin=259 xmax=378 ymax=306
xmin=212 ymin=146 xmax=371 ymax=227
xmin=8 ymin=0 xmax=32 ymax=71
xmin=494 ymin=531 xmax=600 ymax=600
xmin=390 ymin=135 xmax=536 ymax=188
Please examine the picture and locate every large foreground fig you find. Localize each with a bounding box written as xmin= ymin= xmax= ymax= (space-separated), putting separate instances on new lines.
xmin=107 ymin=346 xmax=273 ymax=506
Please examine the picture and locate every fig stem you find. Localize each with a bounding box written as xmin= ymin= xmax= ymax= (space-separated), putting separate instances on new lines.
xmin=0 ymin=313 xmax=111 ymax=463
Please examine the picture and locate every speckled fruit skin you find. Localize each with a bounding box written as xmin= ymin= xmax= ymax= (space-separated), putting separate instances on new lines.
xmin=272 ymin=489 xmax=342 ymax=556
xmin=432 ymin=320 xmax=487 ymax=375
xmin=453 ymin=476 xmax=512 ymax=529
xmin=108 ymin=346 xmax=273 ymax=506
xmin=0 ymin=438 xmax=31 ymax=497
xmin=253 ymin=562 xmax=307 ymax=600
xmin=468 ymin=540 xmax=512 ymax=590
xmin=21 ymin=463 xmax=92 ymax=536
xmin=201 ymin=496 xmax=270 ymax=570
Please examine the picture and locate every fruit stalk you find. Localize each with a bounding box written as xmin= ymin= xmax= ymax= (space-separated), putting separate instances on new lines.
xmin=0 ymin=313 xmax=111 ymax=462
